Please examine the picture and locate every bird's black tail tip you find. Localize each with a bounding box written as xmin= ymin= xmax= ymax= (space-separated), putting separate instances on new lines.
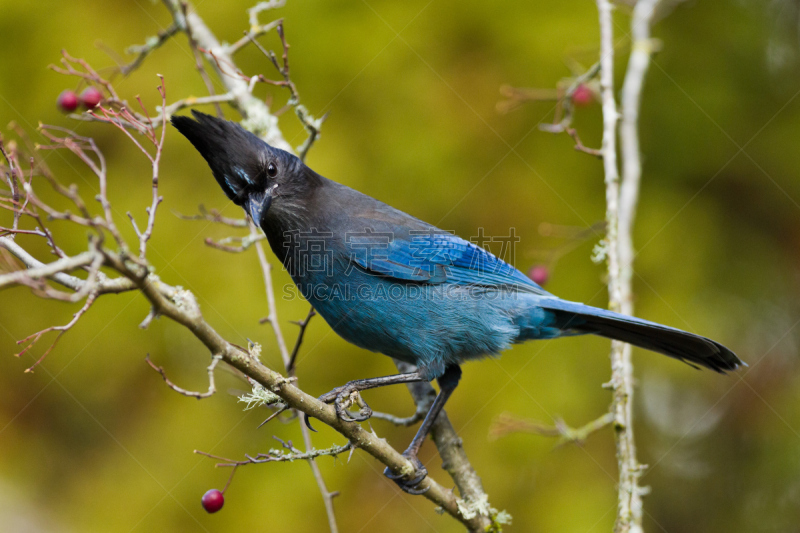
xmin=540 ymin=299 xmax=746 ymax=373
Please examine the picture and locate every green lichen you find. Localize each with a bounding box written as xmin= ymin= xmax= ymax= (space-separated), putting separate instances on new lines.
xmin=238 ymin=382 xmax=281 ymax=410
xmin=455 ymin=494 xmax=512 ymax=532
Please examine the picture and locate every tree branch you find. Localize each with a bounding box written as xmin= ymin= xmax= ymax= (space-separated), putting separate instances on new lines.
xmin=596 ymin=1 xmax=663 ymax=531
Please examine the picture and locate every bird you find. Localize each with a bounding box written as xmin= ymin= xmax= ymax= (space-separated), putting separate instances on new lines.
xmin=172 ymin=110 xmax=744 ymax=493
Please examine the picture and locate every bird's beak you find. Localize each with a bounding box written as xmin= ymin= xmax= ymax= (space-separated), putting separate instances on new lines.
xmin=246 ymin=184 xmax=277 ymax=227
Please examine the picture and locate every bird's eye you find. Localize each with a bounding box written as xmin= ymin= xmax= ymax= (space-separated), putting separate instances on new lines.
xmin=267 ymin=162 xmax=278 ymax=178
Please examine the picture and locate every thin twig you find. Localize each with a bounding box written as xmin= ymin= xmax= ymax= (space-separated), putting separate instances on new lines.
xmin=121 ymin=24 xmax=180 ymax=76
xmin=253 ymin=223 xmax=291 ymax=367
xmin=299 ymin=411 xmax=341 ymax=533
xmin=0 ymin=236 xmax=135 ymax=295
xmin=228 ymin=20 xmax=282 ymax=55
xmin=0 ymin=251 xmax=97 ymax=289
xmin=287 ymin=306 xmax=315 ymax=373
xmin=245 ymin=21 xmax=326 ymax=160
xmin=566 ymin=127 xmax=603 ymax=158
xmin=195 ymin=439 xmax=352 ymax=467
xmin=175 ymin=205 xmax=248 ymax=227
xmin=146 ymin=354 xmax=222 ymax=398
xmin=488 ymin=412 xmax=614 ymax=447
xmin=204 ymin=232 xmax=265 ymax=253
xmin=17 ymin=291 xmax=99 ymax=372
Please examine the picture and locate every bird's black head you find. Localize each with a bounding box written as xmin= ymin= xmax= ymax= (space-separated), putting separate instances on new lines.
xmin=171 ymin=110 xmax=316 ymax=228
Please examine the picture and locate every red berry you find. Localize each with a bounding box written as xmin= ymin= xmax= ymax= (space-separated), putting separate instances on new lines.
xmin=571 ymin=84 xmax=593 ymax=107
xmin=80 ymin=87 xmax=103 ymax=110
xmin=200 ymin=489 xmax=225 ymax=513
xmin=201 ymin=489 xmax=224 ymax=513
xmin=57 ymin=90 xmax=79 ymax=113
xmin=528 ymin=265 xmax=549 ymax=286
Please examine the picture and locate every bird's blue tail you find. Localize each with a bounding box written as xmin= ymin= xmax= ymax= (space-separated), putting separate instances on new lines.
xmin=526 ymin=298 xmax=743 ymax=373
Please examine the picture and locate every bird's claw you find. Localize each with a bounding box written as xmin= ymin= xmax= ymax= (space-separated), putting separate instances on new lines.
xmin=334 ymin=391 xmax=372 ymax=422
xmin=383 ymin=453 xmax=429 ymax=494
xmin=316 ymin=385 xmax=373 ymax=423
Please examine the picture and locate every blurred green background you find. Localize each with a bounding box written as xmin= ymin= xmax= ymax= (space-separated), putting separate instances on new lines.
xmin=2 ymin=0 xmax=800 ymax=531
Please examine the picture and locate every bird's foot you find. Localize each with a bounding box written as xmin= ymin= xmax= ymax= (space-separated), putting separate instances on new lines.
xmin=318 ymin=383 xmax=373 ymax=423
xmin=383 ymin=452 xmax=429 ymax=495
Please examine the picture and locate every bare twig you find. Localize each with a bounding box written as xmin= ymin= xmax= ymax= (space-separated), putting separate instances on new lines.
xmin=287 ymin=306 xmax=315 ymax=373
xmin=121 ymin=24 xmax=180 ymax=75
xmin=0 ymin=236 xmax=134 ymax=295
xmin=91 ymin=78 xmax=168 ymax=259
xmin=565 ymin=127 xmax=603 ymax=158
xmin=489 ymin=412 xmax=614 ymax=447
xmin=0 ymin=251 xmax=96 ymax=289
xmin=253 ymin=223 xmax=291 ymax=366
xmin=17 ymin=290 xmax=99 ymax=372
xmin=228 ymin=20 xmax=282 ymax=55
xmin=245 ymin=21 xmax=326 ymax=160
xmin=248 ymin=0 xmax=286 ymax=29
xmin=203 ymin=232 xmax=266 ymax=253
xmin=146 ymin=354 xmax=222 ymax=398
xmin=176 ymin=205 xmax=248 ymax=227
xmin=298 ymin=411 xmax=341 ymax=533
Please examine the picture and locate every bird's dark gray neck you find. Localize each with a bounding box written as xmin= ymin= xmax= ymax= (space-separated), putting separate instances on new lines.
xmin=260 ymin=175 xmax=336 ymax=277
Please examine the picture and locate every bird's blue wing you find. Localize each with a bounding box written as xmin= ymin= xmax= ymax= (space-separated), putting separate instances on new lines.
xmin=347 ymin=228 xmax=549 ymax=294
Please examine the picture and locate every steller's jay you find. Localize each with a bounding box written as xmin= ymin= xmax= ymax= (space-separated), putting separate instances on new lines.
xmin=172 ymin=111 xmax=744 ymax=493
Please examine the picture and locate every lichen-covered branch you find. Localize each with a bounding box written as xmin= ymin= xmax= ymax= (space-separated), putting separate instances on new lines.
xmin=596 ymin=0 xmax=665 ymax=531
xmin=595 ymin=1 xmax=645 ymax=530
